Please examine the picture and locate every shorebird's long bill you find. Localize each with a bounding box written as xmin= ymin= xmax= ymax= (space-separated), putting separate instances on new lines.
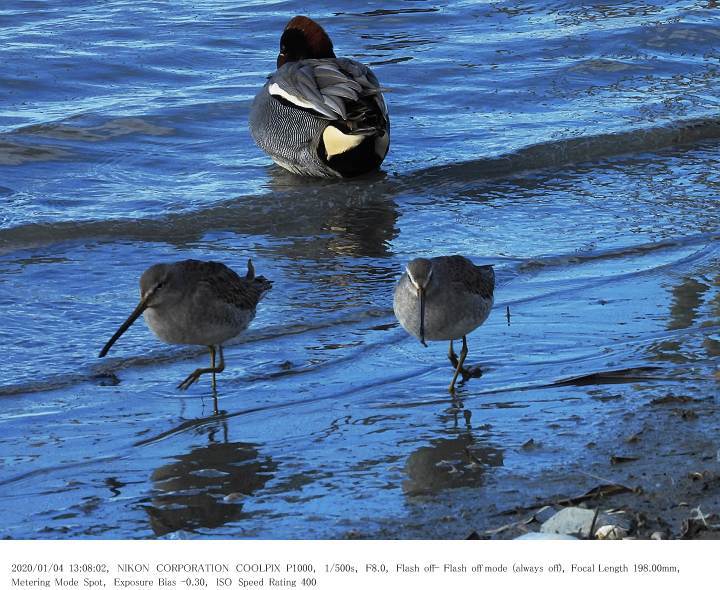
xmin=419 ymin=288 xmax=427 ymax=348
xmin=98 ymin=297 xmax=149 ymax=358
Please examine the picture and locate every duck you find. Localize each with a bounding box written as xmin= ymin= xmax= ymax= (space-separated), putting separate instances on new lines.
xmin=250 ymin=16 xmax=390 ymax=178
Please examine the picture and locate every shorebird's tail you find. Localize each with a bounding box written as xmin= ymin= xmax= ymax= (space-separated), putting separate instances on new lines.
xmin=246 ymin=259 xmax=273 ymax=297
xmin=256 ymin=275 xmax=272 ymax=290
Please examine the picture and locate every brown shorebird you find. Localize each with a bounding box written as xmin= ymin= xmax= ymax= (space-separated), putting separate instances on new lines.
xmin=99 ymin=259 xmax=272 ymax=390
xmin=393 ymin=255 xmax=494 ymax=393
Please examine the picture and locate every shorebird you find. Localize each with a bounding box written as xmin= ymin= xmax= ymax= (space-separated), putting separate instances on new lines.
xmin=99 ymin=259 xmax=272 ymax=390
xmin=393 ymin=255 xmax=494 ymax=393
xmin=250 ymin=15 xmax=389 ymax=177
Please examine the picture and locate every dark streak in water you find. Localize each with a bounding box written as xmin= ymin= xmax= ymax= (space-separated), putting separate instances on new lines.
xmin=335 ymin=8 xmax=440 ymax=17
xmin=0 ymin=140 xmax=71 ymax=166
xmin=547 ymin=366 xmax=664 ymax=387
xmin=410 ymin=118 xmax=720 ymax=185
xmin=2 ymin=117 xmax=720 ymax=253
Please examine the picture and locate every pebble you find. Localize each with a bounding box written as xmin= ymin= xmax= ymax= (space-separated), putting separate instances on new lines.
xmin=595 ymin=524 xmax=628 ymax=540
xmin=515 ymin=532 xmax=578 ymax=540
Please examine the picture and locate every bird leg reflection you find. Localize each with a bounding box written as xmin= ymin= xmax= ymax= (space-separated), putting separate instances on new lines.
xmin=177 ymin=345 xmax=226 ymax=391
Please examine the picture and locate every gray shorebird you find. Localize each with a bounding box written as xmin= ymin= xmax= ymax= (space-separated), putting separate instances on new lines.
xmin=250 ymin=16 xmax=389 ymax=178
xmin=393 ymin=255 xmax=494 ymax=393
xmin=99 ymin=259 xmax=272 ymax=390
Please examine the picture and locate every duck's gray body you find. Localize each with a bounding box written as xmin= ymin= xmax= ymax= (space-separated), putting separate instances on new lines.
xmin=393 ymin=256 xmax=494 ymax=342
xmin=250 ymin=58 xmax=389 ymax=178
xmin=249 ymin=82 xmax=331 ymax=177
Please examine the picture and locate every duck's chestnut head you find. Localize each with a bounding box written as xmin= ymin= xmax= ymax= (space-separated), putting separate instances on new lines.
xmin=277 ymin=15 xmax=336 ymax=68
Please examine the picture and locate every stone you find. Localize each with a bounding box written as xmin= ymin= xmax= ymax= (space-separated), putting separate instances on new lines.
xmin=595 ymin=524 xmax=628 ymax=540
xmin=540 ymin=507 xmax=596 ymax=537
xmin=515 ymin=532 xmax=578 ymax=540
xmin=540 ymin=507 xmax=634 ymax=538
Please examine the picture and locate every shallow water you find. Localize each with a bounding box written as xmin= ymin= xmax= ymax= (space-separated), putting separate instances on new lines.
xmin=1 ymin=0 xmax=720 ymax=539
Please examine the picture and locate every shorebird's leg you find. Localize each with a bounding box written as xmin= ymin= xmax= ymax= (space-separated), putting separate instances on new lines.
xmin=210 ymin=345 xmax=217 ymax=390
xmin=217 ymin=345 xmax=226 ymax=373
xmin=211 ymin=347 xmax=226 ymax=414
xmin=177 ymin=345 xmax=226 ymax=390
xmin=449 ymin=337 xmax=469 ymax=393
xmin=448 ymin=340 xmax=459 ymax=368
xmin=459 ymin=335 xmax=483 ymax=380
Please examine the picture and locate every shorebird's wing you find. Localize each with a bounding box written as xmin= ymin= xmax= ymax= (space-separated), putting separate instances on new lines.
xmin=268 ymin=58 xmax=387 ymax=125
xmin=182 ymin=261 xmax=270 ymax=311
xmin=210 ymin=276 xmax=272 ymax=311
xmin=443 ymin=256 xmax=495 ymax=299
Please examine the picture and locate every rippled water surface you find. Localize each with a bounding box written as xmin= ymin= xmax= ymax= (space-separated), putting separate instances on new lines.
xmin=1 ymin=0 xmax=720 ymax=539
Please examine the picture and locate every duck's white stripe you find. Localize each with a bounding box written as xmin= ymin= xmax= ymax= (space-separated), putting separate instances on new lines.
xmin=268 ymin=83 xmax=318 ymax=111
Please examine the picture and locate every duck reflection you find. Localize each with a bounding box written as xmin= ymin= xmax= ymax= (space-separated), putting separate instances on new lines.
xmin=667 ymin=276 xmax=710 ymax=331
xmin=323 ymin=198 xmax=398 ymax=259
xmin=144 ymin=423 xmax=277 ymax=536
xmin=264 ymin=167 xmax=399 ymax=259
xmin=403 ymin=408 xmax=503 ymax=496
xmin=648 ymin=274 xmax=713 ymax=364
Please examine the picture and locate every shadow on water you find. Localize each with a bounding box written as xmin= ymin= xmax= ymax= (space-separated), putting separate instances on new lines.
xmin=645 ymin=269 xmax=720 ymax=366
xmin=2 ymin=116 xmax=720 ymax=254
xmin=667 ymin=276 xmax=711 ymax=331
xmin=141 ymin=420 xmax=277 ymax=536
xmin=403 ymin=403 xmax=504 ymax=496
xmin=404 ymin=435 xmax=504 ymax=496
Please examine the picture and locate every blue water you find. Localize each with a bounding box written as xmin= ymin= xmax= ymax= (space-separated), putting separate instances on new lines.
xmin=1 ymin=0 xmax=720 ymax=538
